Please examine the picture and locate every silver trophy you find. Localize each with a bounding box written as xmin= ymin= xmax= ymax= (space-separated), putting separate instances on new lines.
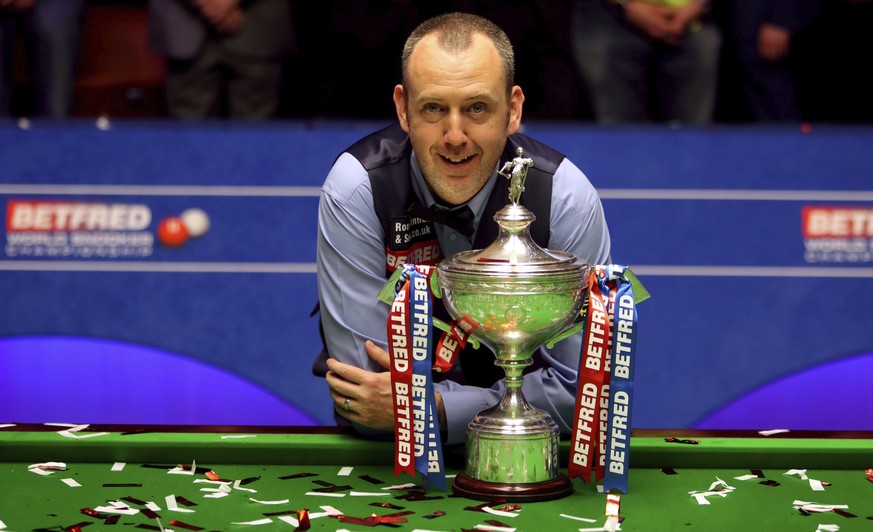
xmin=437 ymin=148 xmax=590 ymax=502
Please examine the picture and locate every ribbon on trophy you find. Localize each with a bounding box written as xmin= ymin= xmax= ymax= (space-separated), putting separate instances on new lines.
xmin=387 ymin=264 xmax=446 ymax=490
xmin=569 ymin=265 xmax=641 ymax=494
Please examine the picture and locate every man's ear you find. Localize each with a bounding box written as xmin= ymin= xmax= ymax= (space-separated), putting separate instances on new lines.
xmin=507 ymin=85 xmax=524 ymax=135
xmin=393 ymin=84 xmax=410 ymax=133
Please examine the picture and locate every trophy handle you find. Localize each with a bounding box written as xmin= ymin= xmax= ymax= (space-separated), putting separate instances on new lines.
xmin=544 ymin=322 xmax=585 ymax=349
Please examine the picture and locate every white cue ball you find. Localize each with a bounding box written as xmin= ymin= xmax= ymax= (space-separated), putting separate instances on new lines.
xmin=180 ymin=208 xmax=210 ymax=238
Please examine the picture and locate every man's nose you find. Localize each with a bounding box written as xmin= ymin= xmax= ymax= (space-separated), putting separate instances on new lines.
xmin=443 ymin=111 xmax=467 ymax=146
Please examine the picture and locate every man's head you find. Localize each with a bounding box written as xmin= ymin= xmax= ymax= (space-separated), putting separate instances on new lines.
xmin=393 ymin=13 xmax=524 ymax=206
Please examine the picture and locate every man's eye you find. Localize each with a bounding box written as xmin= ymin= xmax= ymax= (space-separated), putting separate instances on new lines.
xmin=424 ymin=103 xmax=441 ymax=113
xmin=470 ymin=103 xmax=486 ymax=114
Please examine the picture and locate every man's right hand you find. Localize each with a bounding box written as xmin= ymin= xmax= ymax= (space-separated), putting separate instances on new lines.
xmin=624 ymin=1 xmax=684 ymax=46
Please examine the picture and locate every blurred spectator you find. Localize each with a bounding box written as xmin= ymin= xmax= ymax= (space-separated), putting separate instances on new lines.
xmin=716 ymin=0 xmax=821 ymax=122
xmin=0 ymin=0 xmax=87 ymax=118
xmin=570 ymin=0 xmax=722 ymax=124
xmin=147 ymin=0 xmax=294 ymax=120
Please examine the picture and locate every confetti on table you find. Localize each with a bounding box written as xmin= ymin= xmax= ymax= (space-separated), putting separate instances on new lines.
xmin=0 ymin=519 xmax=7 ymax=530
xmin=482 ymin=506 xmax=520 ymax=518
xmin=472 ymin=524 xmax=515 ymax=531
xmin=61 ymin=477 xmax=82 ymax=487
xmin=689 ymin=477 xmax=736 ymax=505
xmin=816 ymin=525 xmax=840 ymax=531
xmin=231 ymin=518 xmax=273 ymax=525
xmin=383 ymin=482 xmax=417 ymax=490
xmin=350 ymin=491 xmax=390 ymax=497
xmin=337 ymin=466 xmax=354 ymax=476
xmin=305 ymin=491 xmax=345 ymax=497
xmin=793 ymin=500 xmax=851 ymax=515
xmin=758 ymin=429 xmax=790 ymax=436
xmin=111 ymin=462 xmax=126 ymax=471
xmin=0 ymin=424 xmax=16 ymax=429
xmin=28 ymin=462 xmax=67 ymax=475
xmin=93 ymin=501 xmax=139 ymax=515
xmin=165 ymin=495 xmax=195 ymax=513
xmin=250 ymin=498 xmax=289 ymax=505
xmin=220 ymin=434 xmax=256 ymax=439
xmin=559 ymin=513 xmax=597 ymax=523
xmin=168 ymin=461 xmax=197 ymax=475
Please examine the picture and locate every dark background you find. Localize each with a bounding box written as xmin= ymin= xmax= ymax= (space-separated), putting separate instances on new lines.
xmin=7 ymin=0 xmax=873 ymax=123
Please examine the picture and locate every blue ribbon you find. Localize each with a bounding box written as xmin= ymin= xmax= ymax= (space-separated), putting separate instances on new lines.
xmin=603 ymin=266 xmax=637 ymax=494
xmin=407 ymin=265 xmax=446 ymax=490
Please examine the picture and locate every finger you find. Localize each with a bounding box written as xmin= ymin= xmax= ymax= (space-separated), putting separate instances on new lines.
xmin=325 ymin=357 xmax=367 ymax=384
xmin=365 ymin=340 xmax=391 ymax=370
xmin=325 ymin=370 xmax=357 ymax=400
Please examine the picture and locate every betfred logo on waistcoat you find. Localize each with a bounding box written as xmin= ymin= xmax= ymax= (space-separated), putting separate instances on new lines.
xmin=386 ymin=216 xmax=442 ymax=272
xmin=802 ymin=206 xmax=873 ymax=263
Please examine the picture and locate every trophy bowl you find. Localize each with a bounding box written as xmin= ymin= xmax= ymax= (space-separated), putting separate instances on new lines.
xmin=437 ymin=201 xmax=590 ymax=502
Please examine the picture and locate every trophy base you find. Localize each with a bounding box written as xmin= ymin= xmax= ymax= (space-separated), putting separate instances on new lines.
xmin=452 ymin=472 xmax=574 ymax=502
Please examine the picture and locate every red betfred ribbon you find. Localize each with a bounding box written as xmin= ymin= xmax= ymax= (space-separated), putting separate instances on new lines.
xmin=432 ymin=316 xmax=477 ymax=373
xmin=388 ymin=275 xmax=415 ymax=477
xmin=569 ymin=269 xmax=613 ymax=483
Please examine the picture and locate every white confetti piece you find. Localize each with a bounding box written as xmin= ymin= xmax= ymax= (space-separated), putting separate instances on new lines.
xmin=28 ymin=462 xmax=67 ymax=475
xmin=92 ymin=503 xmax=138 ymax=515
xmin=758 ymin=429 xmax=790 ymax=436
xmin=734 ymin=474 xmax=760 ymax=481
xmin=277 ymin=515 xmax=299 ymax=527
xmin=145 ymin=501 xmax=161 ymax=511
xmin=43 ymin=422 xmax=82 ymax=428
xmin=111 ymin=462 xmax=126 ymax=472
xmin=61 ymin=478 xmax=81 ymax=487
xmin=231 ymin=518 xmax=273 ymax=525
xmin=165 ymin=494 xmax=195 ymax=513
xmin=203 ymin=492 xmax=230 ymax=499
xmin=382 ymin=482 xmax=416 ymax=490
xmin=0 ymin=518 xmax=6 ymax=529
xmin=0 ymin=424 xmax=16 ymax=429
xmin=233 ymin=479 xmax=257 ymax=492
xmin=793 ymin=500 xmax=849 ymax=513
xmin=168 ymin=460 xmax=197 ymax=475
xmin=785 ymin=469 xmax=809 ymax=480
xmin=220 ymin=434 xmax=257 ymax=439
xmin=318 ymin=505 xmax=343 ymax=516
xmin=816 ymin=525 xmax=840 ymax=532
xmin=473 ymin=525 xmax=515 ymax=531
xmin=338 ymin=466 xmax=354 ymax=476
xmin=350 ymin=491 xmax=390 ymax=497
xmin=559 ymin=513 xmax=597 ymax=523
xmin=57 ymin=430 xmax=110 ymax=439
xmin=250 ymin=498 xmax=289 ymax=505
xmin=482 ymin=506 xmax=520 ymax=518
xmin=305 ymin=491 xmax=345 ymax=497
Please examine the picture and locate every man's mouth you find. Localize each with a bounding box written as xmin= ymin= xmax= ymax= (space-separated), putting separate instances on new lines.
xmin=442 ymin=154 xmax=473 ymax=165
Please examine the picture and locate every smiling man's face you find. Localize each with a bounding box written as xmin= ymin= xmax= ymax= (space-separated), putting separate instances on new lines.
xmin=393 ymin=33 xmax=524 ymax=206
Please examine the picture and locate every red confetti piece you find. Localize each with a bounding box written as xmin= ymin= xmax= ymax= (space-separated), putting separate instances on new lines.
xmin=423 ymin=510 xmax=446 ymax=519
xmin=104 ymin=515 xmax=120 ymax=525
xmin=79 ymin=508 xmax=106 ymax=519
xmin=204 ymin=470 xmax=221 ymax=481
xmin=169 ymin=520 xmax=205 ymax=530
xmin=866 ymin=469 xmax=873 ymax=483
xmin=497 ymin=504 xmax=521 ymax=512
xmin=175 ymin=496 xmax=197 ymax=507
xmin=370 ymin=502 xmax=404 ymax=509
xmin=833 ymin=509 xmax=857 ymax=518
xmin=135 ymin=525 xmax=163 ymax=531
xmin=122 ymin=496 xmax=147 ymax=505
xmin=279 ymin=472 xmax=317 ymax=479
xmin=297 ymin=509 xmax=311 ymax=531
xmin=759 ymin=480 xmax=780 ymax=487
xmin=65 ymin=522 xmax=91 ymax=531
xmin=485 ymin=519 xmax=511 ymax=527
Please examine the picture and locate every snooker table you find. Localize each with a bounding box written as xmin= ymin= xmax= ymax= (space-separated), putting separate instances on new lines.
xmin=1 ymin=424 xmax=872 ymax=531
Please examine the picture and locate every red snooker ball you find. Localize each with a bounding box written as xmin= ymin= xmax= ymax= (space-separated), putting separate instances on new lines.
xmin=157 ymin=216 xmax=189 ymax=247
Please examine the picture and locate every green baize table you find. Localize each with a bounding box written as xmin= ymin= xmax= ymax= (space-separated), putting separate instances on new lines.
xmin=1 ymin=425 xmax=872 ymax=531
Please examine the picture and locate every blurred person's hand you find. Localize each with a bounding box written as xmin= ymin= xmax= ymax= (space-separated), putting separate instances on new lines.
xmin=758 ymin=23 xmax=791 ymax=62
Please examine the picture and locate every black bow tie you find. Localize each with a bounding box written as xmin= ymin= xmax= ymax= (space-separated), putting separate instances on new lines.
xmin=407 ymin=202 xmax=475 ymax=237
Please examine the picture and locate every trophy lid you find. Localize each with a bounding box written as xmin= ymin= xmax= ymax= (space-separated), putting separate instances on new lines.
xmin=439 ymin=202 xmax=587 ymax=277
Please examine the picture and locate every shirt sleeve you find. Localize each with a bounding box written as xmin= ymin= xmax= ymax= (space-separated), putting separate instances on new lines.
xmin=317 ymin=152 xmax=391 ymax=376
xmin=438 ymin=157 xmax=612 ymax=444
